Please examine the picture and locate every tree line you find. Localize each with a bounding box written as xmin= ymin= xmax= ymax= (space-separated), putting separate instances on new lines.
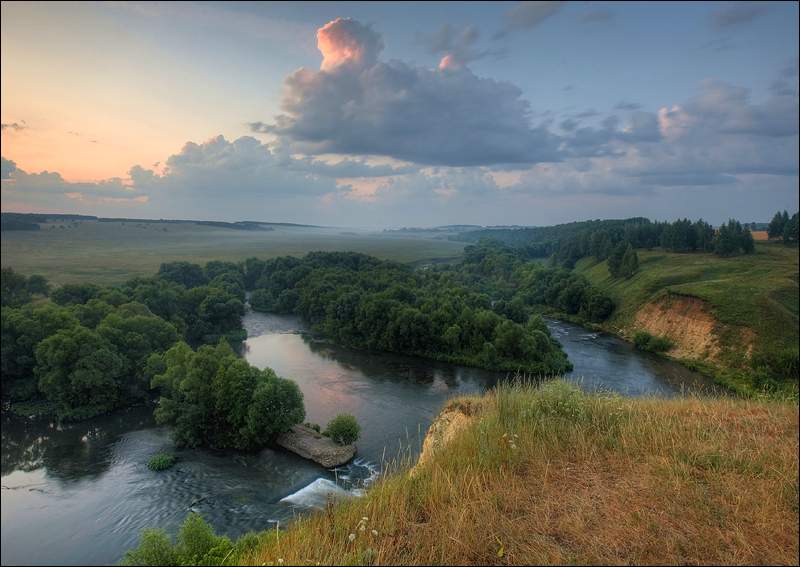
xmin=246 ymin=251 xmax=573 ymax=376
xmin=768 ymin=210 xmax=799 ymax=244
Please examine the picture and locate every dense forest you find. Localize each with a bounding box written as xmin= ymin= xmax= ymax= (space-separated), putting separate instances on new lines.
xmin=456 ymin=211 xmax=799 ymax=269
xmin=1 ymin=248 xmax=583 ymax=431
xmin=246 ymin=251 xmax=573 ymax=375
xmin=0 ymin=263 xmax=305 ymax=442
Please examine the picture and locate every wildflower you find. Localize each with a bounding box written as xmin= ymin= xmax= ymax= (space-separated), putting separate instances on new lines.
xmin=371 ymin=529 xmax=379 ymax=537
xmin=362 ymin=516 xmax=369 ymax=522
xmin=278 ymin=560 xmax=284 ymax=565
xmin=359 ymin=524 xmax=366 ymax=532
xmin=348 ymin=533 xmax=356 ymax=542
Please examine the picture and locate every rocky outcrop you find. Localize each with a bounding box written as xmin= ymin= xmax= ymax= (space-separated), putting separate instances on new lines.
xmin=410 ymin=398 xmax=480 ymax=477
xmin=276 ymin=425 xmax=356 ymax=468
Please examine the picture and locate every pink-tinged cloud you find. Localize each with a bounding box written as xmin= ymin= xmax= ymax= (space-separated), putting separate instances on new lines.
xmin=438 ymin=54 xmax=460 ymax=71
xmin=317 ymin=17 xmax=383 ymax=71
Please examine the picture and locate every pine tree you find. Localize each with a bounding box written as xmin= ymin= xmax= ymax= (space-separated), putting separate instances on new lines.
xmin=620 ymin=244 xmax=639 ymax=278
xmin=607 ymin=241 xmax=628 ymax=278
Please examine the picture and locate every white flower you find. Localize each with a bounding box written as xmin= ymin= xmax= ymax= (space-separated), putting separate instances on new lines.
xmin=348 ymin=533 xmax=356 ymax=542
xmin=371 ymin=529 xmax=379 ymax=537
xmin=362 ymin=516 xmax=369 ymax=521
xmin=359 ymin=524 xmax=366 ymax=531
xmin=278 ymin=560 xmax=284 ymax=565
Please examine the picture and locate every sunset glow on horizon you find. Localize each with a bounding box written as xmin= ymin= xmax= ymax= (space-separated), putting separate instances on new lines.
xmin=2 ymin=1 xmax=798 ymax=226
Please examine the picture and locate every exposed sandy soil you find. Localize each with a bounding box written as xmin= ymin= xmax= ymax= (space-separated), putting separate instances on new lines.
xmin=633 ymin=294 xmax=724 ymax=361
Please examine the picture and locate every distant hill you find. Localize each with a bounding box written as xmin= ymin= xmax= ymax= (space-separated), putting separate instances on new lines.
xmin=1 ymin=212 xmax=326 ymax=231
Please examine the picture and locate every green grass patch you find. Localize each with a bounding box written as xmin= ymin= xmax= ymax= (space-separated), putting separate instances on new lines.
xmin=147 ymin=452 xmax=177 ymax=472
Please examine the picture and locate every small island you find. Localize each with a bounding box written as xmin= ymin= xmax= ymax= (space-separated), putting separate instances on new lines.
xmin=276 ymin=424 xmax=356 ymax=468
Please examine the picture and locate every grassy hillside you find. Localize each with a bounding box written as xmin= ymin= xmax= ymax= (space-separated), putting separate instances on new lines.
xmin=1 ymin=220 xmax=464 ymax=285
xmin=573 ymin=242 xmax=799 ymax=394
xmin=222 ymin=381 xmax=797 ymax=566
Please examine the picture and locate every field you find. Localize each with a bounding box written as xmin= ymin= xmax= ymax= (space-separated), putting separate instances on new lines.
xmin=235 ymin=381 xmax=798 ymax=565
xmin=0 ymin=220 xmax=465 ymax=285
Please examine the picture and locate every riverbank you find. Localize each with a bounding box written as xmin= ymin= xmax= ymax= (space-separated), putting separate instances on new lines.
xmin=239 ymin=380 xmax=799 ymax=566
xmin=573 ymin=243 xmax=799 ymax=398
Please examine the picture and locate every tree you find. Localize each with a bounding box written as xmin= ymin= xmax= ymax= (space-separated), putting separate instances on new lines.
xmin=620 ymin=244 xmax=639 ymax=278
xmin=152 ymin=341 xmax=304 ymax=450
xmin=768 ymin=210 xmax=789 ymax=239
xmin=607 ymin=241 xmax=628 ymax=278
xmin=783 ymin=212 xmax=799 ymax=245
xmin=26 ymin=274 xmax=51 ymax=296
xmin=35 ymin=326 xmax=127 ymax=419
xmin=2 ymin=304 xmax=79 ymax=387
xmin=1 ymin=267 xmax=31 ymax=307
xmin=52 ymin=283 xmax=101 ymax=305
xmin=158 ymin=262 xmax=207 ymax=288
xmin=324 ymin=414 xmax=360 ymax=445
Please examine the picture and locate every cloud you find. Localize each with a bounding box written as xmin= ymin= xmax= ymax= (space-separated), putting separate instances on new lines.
xmin=614 ymin=101 xmax=642 ymax=111
xmin=419 ymin=24 xmax=505 ymax=70
xmin=1 ymin=157 xmax=146 ymax=211
xmin=711 ymin=2 xmax=769 ymax=29
xmin=495 ymin=1 xmax=566 ymax=38
xmin=1 ymin=121 xmax=27 ymax=132
xmin=1 ymin=157 xmax=18 ymax=179
xmin=261 ymin=18 xmax=562 ymax=167
xmin=316 ymin=17 xmax=383 ymax=71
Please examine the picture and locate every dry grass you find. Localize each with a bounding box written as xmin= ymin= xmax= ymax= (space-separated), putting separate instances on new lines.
xmin=242 ymin=381 xmax=799 ymax=566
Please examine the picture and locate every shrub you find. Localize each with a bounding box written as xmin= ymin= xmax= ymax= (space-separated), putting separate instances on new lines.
xmin=122 ymin=513 xmax=236 ymax=566
xmin=633 ymin=331 xmax=674 ymax=353
xmin=147 ymin=452 xmax=177 ymax=471
xmin=324 ymin=413 xmax=361 ymax=445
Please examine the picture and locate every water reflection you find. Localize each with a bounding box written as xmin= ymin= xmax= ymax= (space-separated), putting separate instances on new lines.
xmin=2 ymin=310 xmax=715 ymax=566
xmin=1 ymin=406 xmax=154 ymax=480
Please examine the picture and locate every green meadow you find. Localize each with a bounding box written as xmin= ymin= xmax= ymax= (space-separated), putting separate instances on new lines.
xmin=574 ymin=242 xmax=799 ymax=388
xmin=1 ymin=220 xmax=465 ymax=285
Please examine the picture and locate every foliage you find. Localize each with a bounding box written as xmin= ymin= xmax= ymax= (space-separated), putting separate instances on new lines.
xmin=151 ymin=341 xmax=305 ymax=450
xmin=121 ymin=513 xmax=256 ymax=566
xmin=633 ymin=331 xmax=674 ymax=353
xmin=247 ymin=250 xmax=572 ymax=375
xmin=324 ymin=413 xmax=361 ymax=445
xmin=147 ymin=452 xmax=177 ymax=471
xmin=1 ymin=267 xmax=50 ymax=307
xmin=35 ymin=326 xmax=128 ymax=420
xmin=713 ymin=219 xmax=755 ymax=257
xmin=1 ymin=258 xmax=244 ymax=420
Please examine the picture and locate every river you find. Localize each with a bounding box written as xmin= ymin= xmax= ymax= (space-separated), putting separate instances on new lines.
xmin=0 ymin=311 xmax=712 ymax=565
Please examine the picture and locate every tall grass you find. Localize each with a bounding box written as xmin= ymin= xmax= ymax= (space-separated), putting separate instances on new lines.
xmin=240 ymin=380 xmax=798 ymax=565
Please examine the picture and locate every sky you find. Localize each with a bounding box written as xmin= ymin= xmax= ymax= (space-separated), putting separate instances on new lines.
xmin=1 ymin=1 xmax=798 ymax=227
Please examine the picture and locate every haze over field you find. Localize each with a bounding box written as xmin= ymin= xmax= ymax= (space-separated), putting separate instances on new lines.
xmin=2 ymin=1 xmax=798 ymax=227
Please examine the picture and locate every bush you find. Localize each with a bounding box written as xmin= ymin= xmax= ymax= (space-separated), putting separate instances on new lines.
xmin=122 ymin=513 xmax=235 ymax=566
xmin=147 ymin=452 xmax=177 ymax=471
xmin=633 ymin=331 xmax=674 ymax=353
xmin=324 ymin=413 xmax=360 ymax=445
